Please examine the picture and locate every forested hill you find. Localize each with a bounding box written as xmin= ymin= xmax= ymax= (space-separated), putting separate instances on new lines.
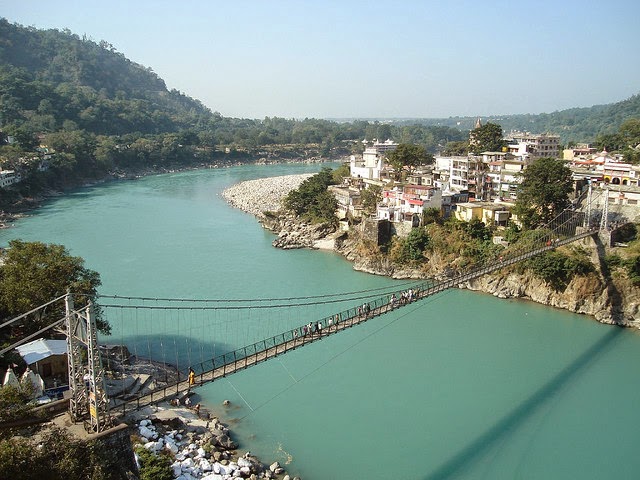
xmin=0 ymin=18 xmax=213 ymax=136
xmin=385 ymin=93 xmax=640 ymax=144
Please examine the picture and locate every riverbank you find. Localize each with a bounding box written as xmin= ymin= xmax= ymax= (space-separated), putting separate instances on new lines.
xmin=126 ymin=402 xmax=297 ymax=480
xmin=221 ymin=174 xmax=314 ymax=218
xmin=221 ymin=173 xmax=639 ymax=327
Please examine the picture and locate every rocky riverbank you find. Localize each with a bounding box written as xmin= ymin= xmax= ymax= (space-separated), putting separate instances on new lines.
xmin=221 ymin=174 xmax=340 ymax=250
xmin=222 ymin=173 xmax=639 ymax=327
xmin=129 ymin=403 xmax=297 ymax=480
xmin=221 ymin=174 xmax=313 ymax=218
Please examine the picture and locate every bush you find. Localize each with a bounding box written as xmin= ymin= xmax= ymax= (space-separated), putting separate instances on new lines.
xmin=624 ymin=256 xmax=640 ymax=285
xmin=0 ymin=382 xmax=35 ymax=424
xmin=0 ymin=427 xmax=124 ymax=480
xmin=283 ymin=167 xmax=338 ymax=224
xmin=525 ymin=247 xmax=595 ymax=290
xmin=135 ymin=447 xmax=174 ymax=480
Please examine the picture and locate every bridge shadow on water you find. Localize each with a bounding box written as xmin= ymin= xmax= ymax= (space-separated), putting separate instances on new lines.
xmin=109 ymin=333 xmax=237 ymax=376
xmin=423 ymin=326 xmax=624 ymax=480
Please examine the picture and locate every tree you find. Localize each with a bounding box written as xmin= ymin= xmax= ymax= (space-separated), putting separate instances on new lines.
xmin=385 ymin=143 xmax=433 ymax=180
xmin=469 ymin=122 xmax=505 ymax=154
xmin=0 ymin=427 xmax=125 ymax=479
xmin=361 ymin=185 xmax=382 ymax=216
xmin=513 ymin=157 xmax=573 ymax=228
xmin=392 ymin=227 xmax=430 ymax=263
xmin=619 ymin=118 xmax=640 ymax=147
xmin=442 ymin=140 xmax=469 ymax=156
xmin=283 ymin=167 xmax=338 ymax=224
xmin=422 ymin=207 xmax=442 ymax=225
xmin=0 ymin=240 xmax=109 ymax=337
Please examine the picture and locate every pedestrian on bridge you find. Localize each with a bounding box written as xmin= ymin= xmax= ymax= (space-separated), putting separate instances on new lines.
xmin=188 ymin=368 xmax=195 ymax=387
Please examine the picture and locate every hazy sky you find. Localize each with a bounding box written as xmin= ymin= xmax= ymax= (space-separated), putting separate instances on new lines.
xmin=2 ymin=0 xmax=639 ymax=119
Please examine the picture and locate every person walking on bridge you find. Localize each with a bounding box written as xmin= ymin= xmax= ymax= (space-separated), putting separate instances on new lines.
xmin=188 ymin=367 xmax=195 ymax=387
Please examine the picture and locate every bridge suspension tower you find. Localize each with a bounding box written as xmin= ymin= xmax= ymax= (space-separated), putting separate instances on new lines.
xmin=65 ymin=294 xmax=112 ymax=432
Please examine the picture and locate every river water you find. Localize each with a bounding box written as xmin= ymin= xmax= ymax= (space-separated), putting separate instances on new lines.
xmin=2 ymin=164 xmax=640 ymax=479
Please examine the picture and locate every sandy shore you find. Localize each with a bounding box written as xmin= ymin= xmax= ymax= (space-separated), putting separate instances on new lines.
xmin=221 ymin=174 xmax=313 ymax=217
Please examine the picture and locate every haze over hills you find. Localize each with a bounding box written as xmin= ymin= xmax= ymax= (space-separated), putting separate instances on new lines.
xmin=329 ymin=93 xmax=640 ymax=143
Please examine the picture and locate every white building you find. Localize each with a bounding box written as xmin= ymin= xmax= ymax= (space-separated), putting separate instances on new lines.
xmin=0 ymin=169 xmax=21 ymax=188
xmin=434 ymin=155 xmax=486 ymax=198
xmin=349 ymin=139 xmax=398 ymax=180
xmin=506 ymin=132 xmax=560 ymax=161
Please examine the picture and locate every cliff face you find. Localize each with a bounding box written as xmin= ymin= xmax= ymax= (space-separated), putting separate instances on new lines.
xmin=261 ymin=213 xmax=338 ymax=249
xmin=333 ymin=231 xmax=640 ymax=328
xmin=465 ymin=271 xmax=639 ymax=328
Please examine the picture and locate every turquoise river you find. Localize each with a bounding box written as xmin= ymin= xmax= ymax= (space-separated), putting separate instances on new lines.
xmin=2 ymin=163 xmax=640 ymax=479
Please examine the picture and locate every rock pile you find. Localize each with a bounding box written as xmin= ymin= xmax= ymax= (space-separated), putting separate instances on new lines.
xmin=134 ymin=409 xmax=299 ymax=480
xmin=221 ymin=174 xmax=313 ymax=218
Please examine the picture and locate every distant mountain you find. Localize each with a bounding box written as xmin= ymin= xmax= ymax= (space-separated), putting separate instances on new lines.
xmin=363 ymin=94 xmax=640 ymax=144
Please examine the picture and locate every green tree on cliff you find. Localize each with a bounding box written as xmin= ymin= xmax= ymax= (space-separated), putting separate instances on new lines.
xmin=284 ymin=167 xmax=338 ymax=224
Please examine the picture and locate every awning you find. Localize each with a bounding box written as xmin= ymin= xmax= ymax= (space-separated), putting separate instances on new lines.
xmin=15 ymin=338 xmax=67 ymax=365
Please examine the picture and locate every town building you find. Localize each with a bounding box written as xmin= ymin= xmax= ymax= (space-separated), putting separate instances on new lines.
xmin=434 ymin=155 xmax=487 ymax=199
xmin=0 ymin=169 xmax=21 ymax=188
xmin=454 ymin=201 xmax=512 ymax=227
xmin=506 ymin=131 xmax=560 ymax=160
xmin=377 ymin=184 xmax=441 ymax=223
xmin=329 ymin=184 xmax=363 ymax=220
xmin=563 ymin=143 xmax=598 ymax=161
xmin=349 ymin=139 xmax=398 ymax=180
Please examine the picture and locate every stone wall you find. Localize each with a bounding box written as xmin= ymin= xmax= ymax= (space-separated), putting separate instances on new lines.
xmin=360 ymin=218 xmax=391 ymax=245
xmin=88 ymin=422 xmax=138 ymax=477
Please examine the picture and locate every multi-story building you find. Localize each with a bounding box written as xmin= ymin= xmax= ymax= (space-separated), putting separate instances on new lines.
xmin=506 ymin=132 xmax=560 ymax=160
xmin=329 ymin=185 xmax=363 ymax=220
xmin=498 ymin=158 xmax=527 ymax=201
xmin=378 ymin=184 xmax=441 ymax=222
xmin=436 ymin=155 xmax=486 ymax=199
xmin=0 ymin=169 xmax=21 ymax=188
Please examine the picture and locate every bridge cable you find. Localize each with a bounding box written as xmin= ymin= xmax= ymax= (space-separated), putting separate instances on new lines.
xmin=90 ymin=280 xmax=423 ymax=304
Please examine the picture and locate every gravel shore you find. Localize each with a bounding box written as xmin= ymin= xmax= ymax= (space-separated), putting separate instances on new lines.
xmin=221 ymin=174 xmax=313 ymax=217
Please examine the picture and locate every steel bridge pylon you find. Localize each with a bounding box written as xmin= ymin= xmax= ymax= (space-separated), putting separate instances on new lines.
xmin=65 ymin=294 xmax=112 ymax=433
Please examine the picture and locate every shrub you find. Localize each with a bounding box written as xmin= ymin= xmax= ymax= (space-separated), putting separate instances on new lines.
xmin=0 ymin=427 xmax=123 ymax=480
xmin=525 ymin=247 xmax=595 ymax=290
xmin=624 ymin=256 xmax=640 ymax=285
xmin=135 ymin=447 xmax=174 ymax=480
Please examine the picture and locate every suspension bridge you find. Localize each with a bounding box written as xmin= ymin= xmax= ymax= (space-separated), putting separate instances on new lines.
xmin=0 ymin=185 xmax=620 ymax=432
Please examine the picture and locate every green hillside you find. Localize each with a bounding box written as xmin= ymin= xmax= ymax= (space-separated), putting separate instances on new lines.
xmin=0 ymin=18 xmax=212 ymax=136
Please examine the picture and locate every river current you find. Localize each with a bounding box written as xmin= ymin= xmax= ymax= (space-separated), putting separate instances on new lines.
xmin=2 ymin=163 xmax=640 ymax=479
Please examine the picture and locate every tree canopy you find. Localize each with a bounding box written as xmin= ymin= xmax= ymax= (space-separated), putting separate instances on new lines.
xmin=385 ymin=143 xmax=433 ymax=179
xmin=469 ymin=122 xmax=506 ymax=154
xmin=283 ymin=167 xmax=338 ymax=224
xmin=513 ymin=157 xmax=573 ymax=228
xmin=0 ymin=240 xmax=108 ymax=340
